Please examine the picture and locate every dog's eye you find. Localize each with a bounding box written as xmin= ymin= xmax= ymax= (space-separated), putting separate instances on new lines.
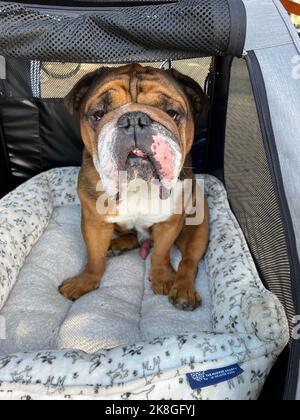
xmin=167 ymin=109 xmax=180 ymax=122
xmin=92 ymin=110 xmax=105 ymax=122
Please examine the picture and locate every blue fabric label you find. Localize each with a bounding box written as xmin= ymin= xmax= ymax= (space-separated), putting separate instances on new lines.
xmin=186 ymin=364 xmax=244 ymax=389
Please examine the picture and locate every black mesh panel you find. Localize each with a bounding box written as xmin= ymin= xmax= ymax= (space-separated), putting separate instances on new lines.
xmin=0 ymin=0 xmax=246 ymax=62
xmin=224 ymin=58 xmax=295 ymax=326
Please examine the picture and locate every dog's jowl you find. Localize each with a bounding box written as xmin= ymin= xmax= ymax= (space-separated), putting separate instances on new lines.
xmin=59 ymin=64 xmax=209 ymax=311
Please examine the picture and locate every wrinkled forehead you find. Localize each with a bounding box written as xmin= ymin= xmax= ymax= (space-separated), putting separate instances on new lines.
xmin=84 ymin=64 xmax=187 ymax=109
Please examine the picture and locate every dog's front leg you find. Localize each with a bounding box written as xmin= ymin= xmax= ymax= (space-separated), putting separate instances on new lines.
xmin=150 ymin=215 xmax=184 ymax=296
xmin=59 ymin=208 xmax=114 ymax=301
xmin=169 ymin=198 xmax=209 ymax=311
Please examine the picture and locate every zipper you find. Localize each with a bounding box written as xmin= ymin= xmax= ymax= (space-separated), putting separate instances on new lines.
xmin=6 ymin=1 xmax=176 ymax=13
xmin=0 ymin=112 xmax=12 ymax=196
xmin=246 ymin=50 xmax=300 ymax=401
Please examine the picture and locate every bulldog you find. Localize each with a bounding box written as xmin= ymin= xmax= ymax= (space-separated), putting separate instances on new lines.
xmin=59 ymin=64 xmax=209 ymax=311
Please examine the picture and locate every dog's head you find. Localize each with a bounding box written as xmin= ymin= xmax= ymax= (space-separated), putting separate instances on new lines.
xmin=65 ymin=64 xmax=205 ymax=197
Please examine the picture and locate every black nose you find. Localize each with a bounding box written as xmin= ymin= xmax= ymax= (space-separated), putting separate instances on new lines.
xmin=118 ymin=112 xmax=152 ymax=130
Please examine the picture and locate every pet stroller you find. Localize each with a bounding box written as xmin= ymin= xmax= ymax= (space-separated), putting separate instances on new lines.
xmin=0 ymin=0 xmax=299 ymax=400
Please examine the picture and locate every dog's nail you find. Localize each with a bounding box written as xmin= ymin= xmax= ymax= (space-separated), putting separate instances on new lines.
xmin=176 ymin=301 xmax=194 ymax=312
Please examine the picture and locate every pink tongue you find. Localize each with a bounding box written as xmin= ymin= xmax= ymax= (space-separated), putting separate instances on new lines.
xmin=139 ymin=240 xmax=152 ymax=260
xmin=132 ymin=148 xmax=146 ymax=158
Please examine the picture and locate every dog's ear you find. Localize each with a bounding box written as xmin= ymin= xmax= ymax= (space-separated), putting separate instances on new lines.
xmin=65 ymin=68 xmax=110 ymax=115
xmin=167 ymin=69 xmax=206 ymax=118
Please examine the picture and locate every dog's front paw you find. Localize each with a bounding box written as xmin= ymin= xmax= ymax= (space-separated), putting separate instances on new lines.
xmin=107 ymin=248 xmax=123 ymax=258
xmin=108 ymin=235 xmax=140 ymax=258
xmin=59 ymin=272 xmax=100 ymax=301
xmin=168 ymin=285 xmax=202 ymax=311
xmin=150 ymin=266 xmax=176 ymax=295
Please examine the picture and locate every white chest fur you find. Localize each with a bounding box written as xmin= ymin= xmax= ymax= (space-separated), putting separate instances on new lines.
xmin=106 ymin=180 xmax=183 ymax=242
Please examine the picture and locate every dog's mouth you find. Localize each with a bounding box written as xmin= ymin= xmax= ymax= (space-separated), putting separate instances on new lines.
xmin=126 ymin=148 xmax=148 ymax=166
xmin=125 ymin=148 xmax=159 ymax=183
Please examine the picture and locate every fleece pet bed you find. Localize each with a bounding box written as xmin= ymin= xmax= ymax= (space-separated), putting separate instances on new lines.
xmin=0 ymin=167 xmax=289 ymax=400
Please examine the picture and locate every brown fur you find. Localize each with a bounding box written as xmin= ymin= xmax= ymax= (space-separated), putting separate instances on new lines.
xmin=59 ymin=64 xmax=209 ymax=311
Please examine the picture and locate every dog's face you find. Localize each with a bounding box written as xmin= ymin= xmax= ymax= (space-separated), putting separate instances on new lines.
xmin=66 ymin=64 xmax=205 ymax=197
